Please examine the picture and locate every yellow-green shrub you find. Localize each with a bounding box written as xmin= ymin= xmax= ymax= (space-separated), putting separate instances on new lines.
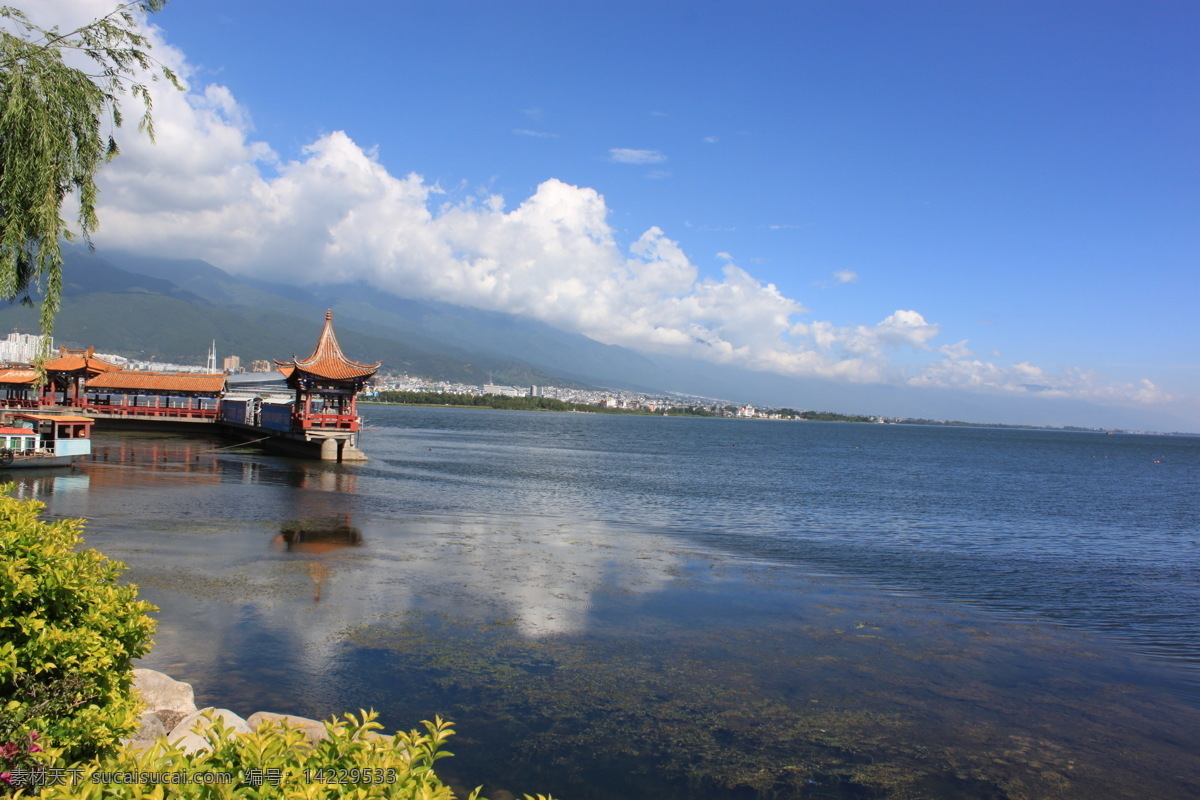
xmin=0 ymin=490 xmax=156 ymax=762
xmin=33 ymin=711 xmax=552 ymax=800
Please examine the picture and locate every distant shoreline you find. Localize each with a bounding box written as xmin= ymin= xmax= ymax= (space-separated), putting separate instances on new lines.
xmin=362 ymin=396 xmax=1195 ymax=436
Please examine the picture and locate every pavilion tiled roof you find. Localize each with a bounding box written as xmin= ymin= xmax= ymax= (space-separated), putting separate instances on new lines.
xmin=43 ymin=346 xmax=122 ymax=374
xmin=275 ymin=311 xmax=379 ymax=382
xmin=86 ymin=372 xmax=227 ymax=394
xmin=0 ymin=368 xmax=39 ymax=385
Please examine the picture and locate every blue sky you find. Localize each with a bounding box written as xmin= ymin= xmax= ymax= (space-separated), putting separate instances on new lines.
xmin=26 ymin=1 xmax=1200 ymax=428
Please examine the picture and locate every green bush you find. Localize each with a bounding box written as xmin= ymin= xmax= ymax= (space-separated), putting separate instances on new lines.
xmin=30 ymin=711 xmax=552 ymax=800
xmin=0 ymin=490 xmax=156 ymax=763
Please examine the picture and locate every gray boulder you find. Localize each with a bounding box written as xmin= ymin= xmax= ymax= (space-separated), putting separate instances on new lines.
xmin=246 ymin=711 xmax=329 ymax=745
xmin=119 ymin=710 xmax=167 ymax=751
xmin=132 ymin=669 xmax=197 ymax=716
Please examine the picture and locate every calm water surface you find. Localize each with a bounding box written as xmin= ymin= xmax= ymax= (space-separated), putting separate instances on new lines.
xmin=15 ymin=407 xmax=1200 ymax=799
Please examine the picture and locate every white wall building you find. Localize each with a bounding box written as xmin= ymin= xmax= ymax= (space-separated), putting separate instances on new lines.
xmin=0 ymin=331 xmax=51 ymax=363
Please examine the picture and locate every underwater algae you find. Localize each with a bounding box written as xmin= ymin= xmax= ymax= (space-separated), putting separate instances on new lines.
xmin=337 ymin=578 xmax=1200 ymax=800
xmin=111 ymin=511 xmax=1200 ymax=800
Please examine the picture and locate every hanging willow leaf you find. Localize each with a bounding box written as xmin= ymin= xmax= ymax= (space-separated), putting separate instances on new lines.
xmin=0 ymin=1 xmax=179 ymax=344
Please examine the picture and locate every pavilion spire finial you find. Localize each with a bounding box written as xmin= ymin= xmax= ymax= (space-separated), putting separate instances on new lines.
xmin=275 ymin=310 xmax=380 ymax=382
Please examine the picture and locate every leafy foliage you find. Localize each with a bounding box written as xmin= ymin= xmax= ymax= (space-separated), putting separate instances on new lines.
xmin=0 ymin=1 xmax=178 ymax=337
xmin=0 ymin=489 xmax=156 ymax=762
xmin=33 ymin=711 xmax=552 ymax=800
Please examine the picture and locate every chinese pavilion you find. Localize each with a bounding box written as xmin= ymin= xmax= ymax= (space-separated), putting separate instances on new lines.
xmin=0 ymin=367 xmax=40 ymax=408
xmin=42 ymin=346 xmax=122 ymax=406
xmin=275 ymin=311 xmax=379 ymax=461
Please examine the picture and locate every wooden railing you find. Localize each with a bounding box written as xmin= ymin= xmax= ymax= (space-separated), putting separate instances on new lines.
xmin=0 ymin=399 xmax=41 ymax=409
xmin=296 ymin=413 xmax=359 ymax=431
xmin=86 ymin=403 xmax=218 ymax=420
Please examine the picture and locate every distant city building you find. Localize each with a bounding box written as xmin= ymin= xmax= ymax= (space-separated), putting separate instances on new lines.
xmin=0 ymin=331 xmax=51 ymax=364
xmin=94 ymin=352 xmax=128 ymax=366
xmin=122 ymin=360 xmax=217 ymax=374
xmin=483 ymin=383 xmax=524 ymax=397
xmin=223 ymin=355 xmax=241 ymax=372
xmin=250 ymin=359 xmax=272 ymax=373
xmin=529 ymin=385 xmax=542 ymax=397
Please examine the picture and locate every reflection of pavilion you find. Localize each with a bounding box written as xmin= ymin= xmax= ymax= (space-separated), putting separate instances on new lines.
xmin=274 ymin=518 xmax=364 ymax=554
xmin=273 ymin=517 xmax=364 ymax=604
xmin=84 ymin=436 xmax=224 ymax=488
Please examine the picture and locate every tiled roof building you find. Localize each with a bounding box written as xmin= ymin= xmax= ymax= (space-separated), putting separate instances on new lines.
xmin=274 ymin=311 xmax=377 ymax=441
xmin=275 ymin=310 xmax=380 ymax=383
xmin=86 ymin=372 xmax=227 ymax=394
xmin=43 ymin=346 xmax=124 ymax=406
xmin=43 ymin=346 xmax=122 ymax=375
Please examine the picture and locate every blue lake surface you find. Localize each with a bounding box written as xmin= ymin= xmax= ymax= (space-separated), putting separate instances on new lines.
xmin=18 ymin=406 xmax=1200 ymax=799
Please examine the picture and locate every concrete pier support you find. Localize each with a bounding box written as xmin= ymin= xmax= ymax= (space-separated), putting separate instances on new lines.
xmin=338 ymin=440 xmax=368 ymax=462
xmin=319 ymin=437 xmax=338 ymax=461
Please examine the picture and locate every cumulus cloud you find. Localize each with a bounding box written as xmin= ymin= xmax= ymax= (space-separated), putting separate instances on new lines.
xmin=908 ymin=359 xmax=1173 ymax=404
xmin=608 ymin=148 xmax=667 ymax=164
xmin=37 ymin=0 xmax=1169 ymax=409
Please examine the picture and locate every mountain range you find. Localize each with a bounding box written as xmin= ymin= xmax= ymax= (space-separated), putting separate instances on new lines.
xmin=0 ymin=246 xmax=1189 ymax=432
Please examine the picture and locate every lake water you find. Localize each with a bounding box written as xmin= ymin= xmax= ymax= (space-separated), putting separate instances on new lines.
xmin=15 ymin=406 xmax=1200 ymax=799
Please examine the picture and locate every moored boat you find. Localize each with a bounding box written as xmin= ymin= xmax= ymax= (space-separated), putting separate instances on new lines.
xmin=0 ymin=413 xmax=94 ymax=468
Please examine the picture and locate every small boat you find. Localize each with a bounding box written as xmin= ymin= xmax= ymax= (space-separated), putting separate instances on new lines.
xmin=0 ymin=413 xmax=94 ymax=468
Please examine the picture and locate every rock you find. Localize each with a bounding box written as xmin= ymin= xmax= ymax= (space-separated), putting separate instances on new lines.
xmin=246 ymin=711 xmax=329 ymax=745
xmin=119 ymin=710 xmax=167 ymax=750
xmin=131 ymin=710 xmax=167 ymax=741
xmin=132 ymin=669 xmax=197 ymax=716
xmin=154 ymin=709 xmax=188 ymax=734
xmin=169 ymin=708 xmax=252 ymax=754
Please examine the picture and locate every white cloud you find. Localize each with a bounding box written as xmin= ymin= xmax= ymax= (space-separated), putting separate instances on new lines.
xmin=908 ymin=358 xmax=1173 ymax=404
xmin=40 ymin=0 xmax=1168 ymax=410
xmin=816 ymin=269 xmax=858 ymax=289
xmin=702 ymin=136 xmax=719 ymax=144
xmin=608 ymin=148 xmax=667 ymax=165
xmin=873 ymin=310 xmax=940 ymax=349
xmin=939 ymin=340 xmax=974 ymax=360
xmin=513 ymin=129 xmax=558 ymax=138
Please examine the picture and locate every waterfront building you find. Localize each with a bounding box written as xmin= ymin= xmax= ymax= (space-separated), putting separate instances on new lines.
xmin=0 ymin=368 xmax=40 ymax=407
xmin=84 ymin=372 xmax=227 ymax=419
xmin=41 ymin=347 xmax=123 ymax=407
xmin=274 ymin=310 xmax=379 ymax=459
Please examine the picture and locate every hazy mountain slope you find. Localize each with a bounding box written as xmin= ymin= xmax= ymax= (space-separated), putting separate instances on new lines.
xmin=102 ymin=248 xmax=658 ymax=390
